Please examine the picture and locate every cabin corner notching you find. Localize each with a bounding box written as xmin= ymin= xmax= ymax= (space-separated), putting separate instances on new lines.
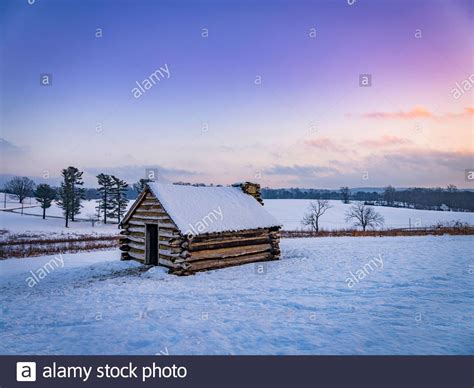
xmin=119 ymin=182 xmax=281 ymax=275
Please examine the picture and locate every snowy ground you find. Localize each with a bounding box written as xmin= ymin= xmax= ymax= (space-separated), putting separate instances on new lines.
xmin=1 ymin=235 xmax=472 ymax=355
xmin=0 ymin=197 xmax=123 ymax=238
xmin=265 ymin=199 xmax=474 ymax=230
xmin=0 ymin=211 xmax=119 ymax=238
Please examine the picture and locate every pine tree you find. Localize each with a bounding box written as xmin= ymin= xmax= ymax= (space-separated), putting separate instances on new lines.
xmin=110 ymin=176 xmax=129 ymax=224
xmin=96 ymin=173 xmax=114 ymax=224
xmin=71 ymin=169 xmax=86 ymax=222
xmin=34 ymin=184 xmax=56 ymax=219
xmin=57 ymin=166 xmax=85 ymax=227
xmin=57 ymin=169 xmax=74 ymax=227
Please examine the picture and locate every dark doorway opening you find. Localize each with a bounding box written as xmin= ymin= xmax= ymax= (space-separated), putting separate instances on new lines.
xmin=145 ymin=224 xmax=158 ymax=265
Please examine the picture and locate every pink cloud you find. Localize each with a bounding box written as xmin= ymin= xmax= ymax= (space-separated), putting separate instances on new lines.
xmin=443 ymin=107 xmax=474 ymax=118
xmin=357 ymin=106 xmax=474 ymax=120
xmin=362 ymin=106 xmax=432 ymax=120
xmin=358 ymin=135 xmax=413 ymax=148
xmin=305 ymin=137 xmax=346 ymax=152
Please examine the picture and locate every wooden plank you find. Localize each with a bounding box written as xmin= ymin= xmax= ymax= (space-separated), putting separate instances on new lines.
xmin=128 ymin=220 xmax=177 ymax=231
xmin=188 ymin=228 xmax=277 ymax=243
xmin=158 ymin=258 xmax=178 ymax=268
xmin=131 ymin=214 xmax=171 ymax=221
xmin=134 ymin=210 xmax=169 ymax=217
xmin=128 ymin=225 xmax=145 ymax=232
xmin=129 ymin=241 xmax=145 ymax=251
xmin=160 ymin=231 xmax=181 ymax=239
xmin=187 ymin=243 xmax=272 ymax=262
xmin=128 ymin=250 xmax=145 ymax=261
xmin=158 ymin=249 xmax=182 ymax=259
xmin=128 ymin=235 xmax=145 ymax=243
xmin=188 ymin=235 xmax=271 ymax=252
xmin=184 ymin=251 xmax=276 ymax=273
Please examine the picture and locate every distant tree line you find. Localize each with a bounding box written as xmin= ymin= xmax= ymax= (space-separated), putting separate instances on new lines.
xmin=375 ymin=185 xmax=474 ymax=212
xmin=261 ymin=187 xmax=380 ymax=201
xmin=262 ymin=185 xmax=474 ymax=212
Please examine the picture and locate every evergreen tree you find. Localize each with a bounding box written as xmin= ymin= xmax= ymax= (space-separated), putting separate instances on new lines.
xmin=34 ymin=184 xmax=56 ymax=219
xmin=96 ymin=173 xmax=114 ymax=224
xmin=57 ymin=166 xmax=85 ymax=227
xmin=110 ymin=176 xmax=129 ymax=224
xmin=70 ymin=168 xmax=85 ymax=221
xmin=57 ymin=169 xmax=74 ymax=227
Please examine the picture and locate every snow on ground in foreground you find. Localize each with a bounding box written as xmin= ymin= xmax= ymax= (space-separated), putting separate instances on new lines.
xmin=264 ymin=199 xmax=474 ymax=230
xmin=1 ymin=236 xmax=472 ymax=355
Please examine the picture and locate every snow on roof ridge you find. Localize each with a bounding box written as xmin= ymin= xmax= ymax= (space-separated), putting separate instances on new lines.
xmin=147 ymin=182 xmax=281 ymax=236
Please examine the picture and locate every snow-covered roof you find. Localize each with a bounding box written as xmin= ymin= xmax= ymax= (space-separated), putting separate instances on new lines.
xmin=147 ymin=183 xmax=281 ymax=236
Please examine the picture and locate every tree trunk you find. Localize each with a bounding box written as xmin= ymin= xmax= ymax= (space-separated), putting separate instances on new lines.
xmin=65 ymin=211 xmax=69 ymax=228
xmin=104 ymin=189 xmax=107 ymax=224
xmin=42 ymin=207 xmax=46 ymax=219
xmin=21 ymin=201 xmax=24 ymax=215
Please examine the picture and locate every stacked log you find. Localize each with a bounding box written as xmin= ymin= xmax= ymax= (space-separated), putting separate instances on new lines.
xmin=171 ymin=226 xmax=280 ymax=275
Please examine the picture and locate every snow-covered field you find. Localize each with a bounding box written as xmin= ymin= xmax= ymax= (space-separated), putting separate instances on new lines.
xmin=8 ymin=198 xmax=127 ymax=219
xmin=265 ymin=199 xmax=474 ymax=230
xmin=1 ymin=236 xmax=472 ymax=355
xmin=1 ymin=198 xmax=472 ymax=238
xmin=0 ymin=210 xmax=119 ymax=237
xmin=0 ymin=198 xmax=124 ymax=238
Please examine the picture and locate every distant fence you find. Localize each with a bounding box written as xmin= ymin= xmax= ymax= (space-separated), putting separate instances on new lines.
xmin=0 ymin=235 xmax=120 ymax=259
xmin=2 ymin=226 xmax=473 ymax=259
xmin=281 ymin=226 xmax=474 ymax=238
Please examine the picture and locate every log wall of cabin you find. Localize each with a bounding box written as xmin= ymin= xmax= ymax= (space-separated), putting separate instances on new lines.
xmin=172 ymin=227 xmax=281 ymax=275
xmin=119 ymin=191 xmax=183 ymax=268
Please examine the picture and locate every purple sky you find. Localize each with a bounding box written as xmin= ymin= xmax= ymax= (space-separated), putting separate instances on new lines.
xmin=1 ymin=0 xmax=473 ymax=188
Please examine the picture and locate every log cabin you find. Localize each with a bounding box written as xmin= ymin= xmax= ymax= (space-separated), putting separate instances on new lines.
xmin=119 ymin=182 xmax=281 ymax=275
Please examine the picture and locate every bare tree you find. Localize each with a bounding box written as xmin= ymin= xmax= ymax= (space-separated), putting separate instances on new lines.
xmin=340 ymin=186 xmax=350 ymax=204
xmin=5 ymin=176 xmax=35 ymax=215
xmin=301 ymin=199 xmax=333 ymax=232
xmin=345 ymin=202 xmax=384 ymax=231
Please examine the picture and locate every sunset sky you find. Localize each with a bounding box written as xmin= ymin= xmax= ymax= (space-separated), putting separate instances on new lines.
xmin=1 ymin=0 xmax=473 ymax=188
